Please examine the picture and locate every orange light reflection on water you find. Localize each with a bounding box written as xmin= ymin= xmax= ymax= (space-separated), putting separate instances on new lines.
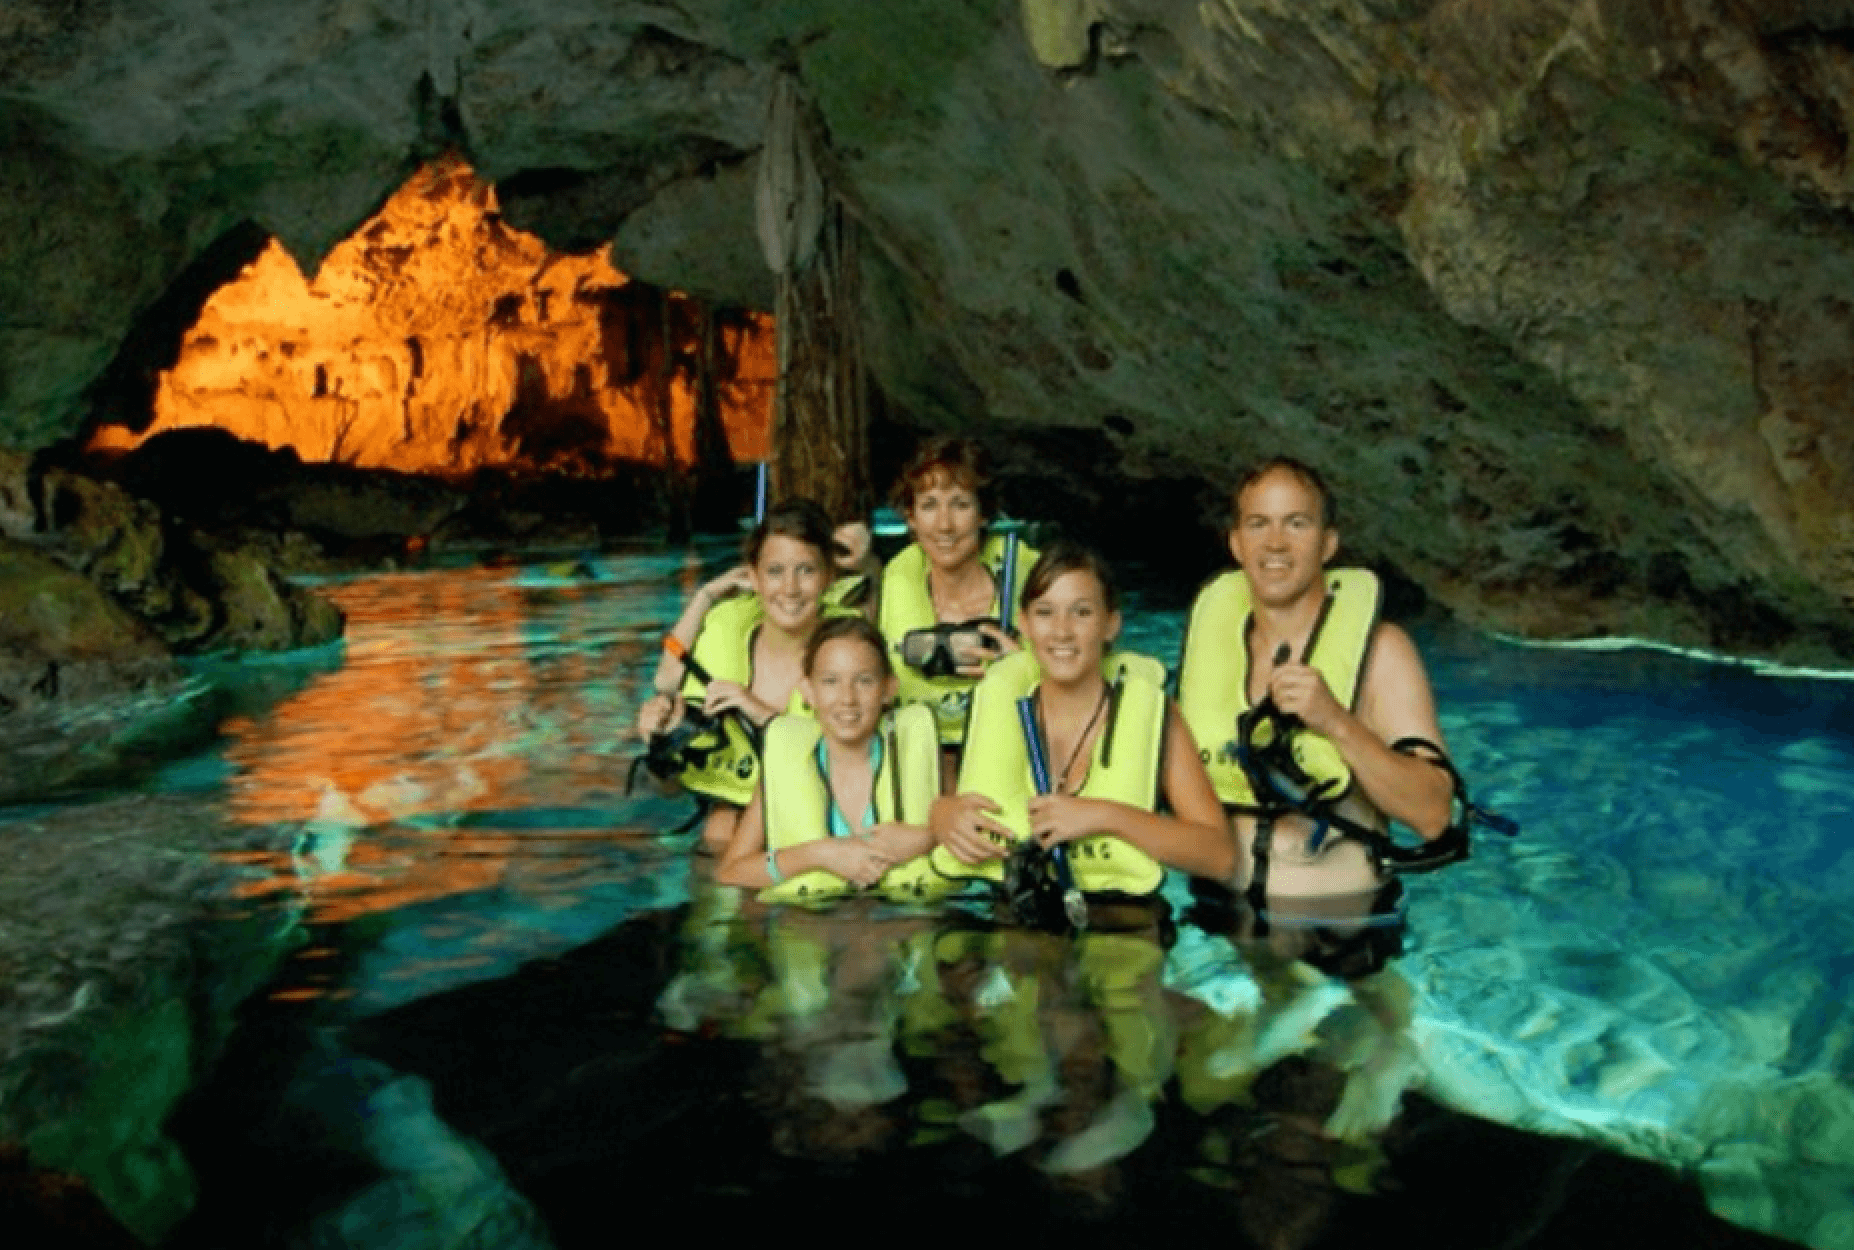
xmin=217 ymin=565 xmax=662 ymax=929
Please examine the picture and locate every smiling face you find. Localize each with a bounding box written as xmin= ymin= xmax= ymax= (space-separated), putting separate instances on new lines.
xmin=749 ymin=533 xmax=828 ymax=636
xmin=802 ymin=634 xmax=895 ymax=747
xmin=905 ymin=471 xmax=985 ymax=575
xmin=1229 ymin=467 xmax=1338 ymax=610
xmin=1023 ymin=568 xmax=1121 ymax=686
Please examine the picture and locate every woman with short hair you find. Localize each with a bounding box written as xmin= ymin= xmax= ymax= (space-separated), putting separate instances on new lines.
xmin=878 ymin=438 xmax=1036 ymax=764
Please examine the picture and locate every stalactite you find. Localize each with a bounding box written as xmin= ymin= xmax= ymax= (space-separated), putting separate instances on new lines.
xmin=770 ymin=202 xmax=870 ymax=523
xmin=649 ymin=287 xmax=676 ymax=469
xmin=659 ymin=285 xmax=693 ymax=539
xmin=756 ymin=76 xmax=871 ymax=524
xmin=689 ymin=299 xmax=739 ymax=528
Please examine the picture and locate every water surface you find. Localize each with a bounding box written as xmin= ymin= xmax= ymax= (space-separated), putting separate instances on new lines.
xmin=41 ymin=547 xmax=1854 ymax=1248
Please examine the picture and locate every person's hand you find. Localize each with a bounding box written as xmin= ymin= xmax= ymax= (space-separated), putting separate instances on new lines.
xmin=1028 ymin=794 xmax=1109 ymax=848
xmin=863 ymin=821 xmax=930 ymax=862
xmin=818 ymin=837 xmax=894 ymax=889
xmin=636 ymin=692 xmax=685 ymax=737
xmin=931 ymin=793 xmax=1014 ymax=864
xmin=831 ymin=521 xmax=873 ymax=573
xmin=1267 ymin=663 xmax=1346 ymax=736
xmin=703 ymin=680 xmax=771 ymax=725
xmin=703 ymin=566 xmax=755 ymax=603
xmin=953 ymin=622 xmax=1019 ymax=678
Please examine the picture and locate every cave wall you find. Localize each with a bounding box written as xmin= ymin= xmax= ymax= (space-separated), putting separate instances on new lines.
xmin=3 ymin=0 xmax=1853 ymax=659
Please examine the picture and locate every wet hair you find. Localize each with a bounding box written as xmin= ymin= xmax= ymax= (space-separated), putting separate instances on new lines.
xmin=1230 ymin=456 xmax=1336 ymax=529
xmin=1019 ymin=540 xmax=1120 ymax=616
xmin=744 ymin=498 xmax=835 ymax=569
xmin=889 ymin=436 xmax=1000 ymax=521
xmin=803 ymin=616 xmax=892 ymax=678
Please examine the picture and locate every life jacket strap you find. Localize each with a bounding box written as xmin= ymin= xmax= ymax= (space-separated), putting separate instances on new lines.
xmin=1245 ymin=813 xmax=1274 ymax=910
xmin=1015 ymin=692 xmax=1087 ymax=931
xmin=1235 ymin=724 xmax=1518 ymax=876
xmin=1389 ymin=736 xmax=1522 ymax=841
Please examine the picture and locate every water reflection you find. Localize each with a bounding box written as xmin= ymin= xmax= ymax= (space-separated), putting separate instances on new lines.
xmin=135 ymin=555 xmax=1854 ymax=1250
xmin=217 ymin=561 xmax=677 ymax=929
xmin=659 ymin=869 xmax=1413 ymax=1196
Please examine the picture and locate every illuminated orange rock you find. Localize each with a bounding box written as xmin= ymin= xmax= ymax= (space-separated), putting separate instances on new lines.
xmin=92 ymin=159 xmax=772 ymax=474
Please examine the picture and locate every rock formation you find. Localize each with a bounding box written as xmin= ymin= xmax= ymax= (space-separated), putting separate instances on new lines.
xmin=0 ymin=1 xmax=1851 ymax=660
xmin=0 ymin=796 xmax=296 ymax=1243
xmin=0 ymin=446 xmax=343 ymax=801
xmin=92 ymin=159 xmax=776 ymax=478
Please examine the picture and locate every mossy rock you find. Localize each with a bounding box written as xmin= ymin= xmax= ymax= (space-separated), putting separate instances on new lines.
xmin=202 ymin=547 xmax=343 ymax=652
xmin=0 ymin=541 xmax=163 ymax=663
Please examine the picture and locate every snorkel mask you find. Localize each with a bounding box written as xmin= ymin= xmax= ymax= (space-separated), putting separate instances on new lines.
xmin=639 ymin=708 xmax=724 ymax=781
xmin=1234 ymin=698 xmax=1343 ymax=812
xmin=625 ymin=636 xmax=762 ymax=795
xmin=898 ymin=531 xmax=1023 ymax=679
xmin=1234 ymin=697 xmax=1519 ymax=873
xmin=898 ymin=620 xmax=1002 ymax=679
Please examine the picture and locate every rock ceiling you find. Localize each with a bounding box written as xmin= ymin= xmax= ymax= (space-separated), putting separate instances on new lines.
xmin=3 ymin=0 xmax=1854 ymax=660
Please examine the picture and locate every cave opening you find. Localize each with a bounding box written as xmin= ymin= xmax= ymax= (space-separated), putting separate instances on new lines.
xmin=81 ymin=157 xmax=775 ymax=538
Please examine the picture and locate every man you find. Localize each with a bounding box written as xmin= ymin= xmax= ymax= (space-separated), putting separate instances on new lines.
xmin=1177 ymin=457 xmax=1455 ymax=899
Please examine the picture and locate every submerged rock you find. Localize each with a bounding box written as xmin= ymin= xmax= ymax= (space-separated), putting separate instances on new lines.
xmin=288 ymin=1057 xmax=558 ymax=1250
xmin=0 ymin=1144 xmax=142 ymax=1250
xmin=0 ymin=795 xmax=298 ymax=1244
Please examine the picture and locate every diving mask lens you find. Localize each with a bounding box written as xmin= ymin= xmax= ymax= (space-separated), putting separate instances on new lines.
xmin=899 ymin=621 xmax=1002 ymax=679
xmin=1262 ymin=749 xmax=1315 ymax=805
xmin=900 ymin=628 xmax=957 ymax=678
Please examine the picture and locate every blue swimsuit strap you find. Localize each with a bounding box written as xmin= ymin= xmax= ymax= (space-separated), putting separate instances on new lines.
xmin=815 ymin=733 xmax=883 ymax=837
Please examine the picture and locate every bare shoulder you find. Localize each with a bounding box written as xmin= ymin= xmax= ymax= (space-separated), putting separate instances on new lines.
xmin=1359 ymin=622 xmax=1446 ymax=748
xmin=1366 ymin=621 xmax=1425 ymax=680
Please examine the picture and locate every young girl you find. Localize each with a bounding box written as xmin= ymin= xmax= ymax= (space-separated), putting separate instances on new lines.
xmin=636 ymin=499 xmax=839 ymax=852
xmin=931 ymin=543 xmax=1233 ymax=898
xmin=717 ymin=617 xmax=945 ymax=901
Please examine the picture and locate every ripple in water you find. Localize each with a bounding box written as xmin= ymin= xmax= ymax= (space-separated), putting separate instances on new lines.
xmin=46 ymin=549 xmax=1854 ymax=1249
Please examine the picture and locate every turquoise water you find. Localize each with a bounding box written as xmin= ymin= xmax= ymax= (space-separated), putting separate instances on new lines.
xmin=22 ymin=547 xmax=1854 ymax=1247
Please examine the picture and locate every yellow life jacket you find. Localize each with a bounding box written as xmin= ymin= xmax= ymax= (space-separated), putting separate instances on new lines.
xmin=1175 ymin=569 xmax=1381 ymax=809
xmin=759 ymin=702 xmax=953 ymax=906
xmin=674 ymin=595 xmax=849 ymax=806
xmin=823 ymin=572 xmax=873 ymax=612
xmin=928 ymin=648 xmax=1168 ymax=896
xmin=878 ymin=535 xmax=1039 ymax=745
